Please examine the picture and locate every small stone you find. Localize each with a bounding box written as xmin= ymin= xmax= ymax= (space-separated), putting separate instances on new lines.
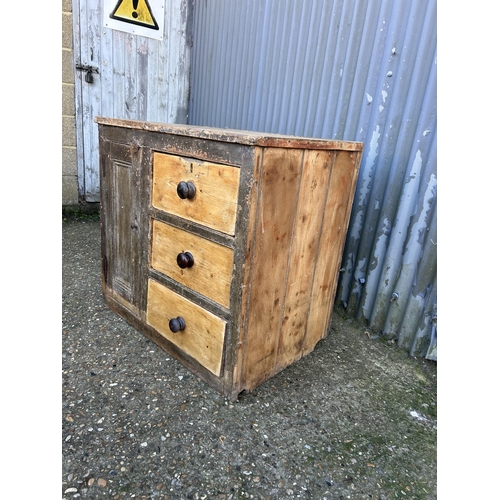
xmin=141 ymin=442 xmax=148 ymax=447
xmin=64 ymin=487 xmax=77 ymax=494
xmin=97 ymin=478 xmax=107 ymax=487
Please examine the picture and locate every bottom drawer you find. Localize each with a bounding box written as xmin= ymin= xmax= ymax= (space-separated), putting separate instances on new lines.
xmin=146 ymin=279 xmax=226 ymax=376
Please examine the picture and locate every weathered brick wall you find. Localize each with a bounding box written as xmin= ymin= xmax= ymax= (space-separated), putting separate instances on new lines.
xmin=62 ymin=0 xmax=78 ymax=206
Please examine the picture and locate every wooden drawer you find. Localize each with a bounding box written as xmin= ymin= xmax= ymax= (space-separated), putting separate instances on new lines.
xmin=150 ymin=219 xmax=234 ymax=308
xmin=151 ymin=152 xmax=240 ymax=235
xmin=146 ymin=279 xmax=226 ymax=376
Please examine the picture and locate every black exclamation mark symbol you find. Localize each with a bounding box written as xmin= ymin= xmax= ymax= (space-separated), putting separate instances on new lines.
xmin=132 ymin=0 xmax=139 ymax=18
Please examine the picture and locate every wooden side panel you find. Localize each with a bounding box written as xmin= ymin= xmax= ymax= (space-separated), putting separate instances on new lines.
xmin=304 ymin=151 xmax=361 ymax=350
xmin=241 ymin=148 xmax=303 ymax=389
xmin=152 ymin=153 xmax=240 ymax=235
xmin=275 ymin=150 xmax=334 ymax=370
xmin=146 ymin=279 xmax=226 ymax=376
xmin=150 ymin=219 xmax=234 ymax=308
xmin=231 ymin=147 xmax=263 ymax=396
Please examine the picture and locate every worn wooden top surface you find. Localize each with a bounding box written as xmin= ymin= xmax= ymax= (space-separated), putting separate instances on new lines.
xmin=95 ymin=117 xmax=364 ymax=151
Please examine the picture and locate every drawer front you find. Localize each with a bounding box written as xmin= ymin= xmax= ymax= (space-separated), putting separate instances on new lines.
xmin=152 ymin=153 xmax=240 ymax=235
xmin=151 ymin=219 xmax=234 ymax=308
xmin=146 ymin=279 xmax=226 ymax=376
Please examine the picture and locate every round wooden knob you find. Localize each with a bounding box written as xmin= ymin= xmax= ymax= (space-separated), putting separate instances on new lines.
xmin=177 ymin=181 xmax=196 ymax=200
xmin=177 ymin=251 xmax=194 ymax=269
xmin=169 ymin=316 xmax=186 ymax=333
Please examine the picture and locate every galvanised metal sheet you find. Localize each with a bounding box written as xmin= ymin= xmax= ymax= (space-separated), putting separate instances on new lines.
xmin=189 ymin=0 xmax=437 ymax=359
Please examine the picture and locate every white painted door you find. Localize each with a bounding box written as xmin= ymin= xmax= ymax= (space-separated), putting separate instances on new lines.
xmin=72 ymin=0 xmax=191 ymax=202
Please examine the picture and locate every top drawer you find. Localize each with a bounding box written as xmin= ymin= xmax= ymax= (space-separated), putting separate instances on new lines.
xmin=152 ymin=153 xmax=240 ymax=236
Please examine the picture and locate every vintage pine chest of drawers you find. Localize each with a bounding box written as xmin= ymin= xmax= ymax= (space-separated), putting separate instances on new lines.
xmin=96 ymin=117 xmax=363 ymax=400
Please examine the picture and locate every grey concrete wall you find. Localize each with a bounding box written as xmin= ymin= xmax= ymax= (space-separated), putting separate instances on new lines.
xmin=62 ymin=0 xmax=78 ymax=206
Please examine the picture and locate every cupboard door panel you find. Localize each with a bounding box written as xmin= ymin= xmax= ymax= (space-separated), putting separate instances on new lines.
xmin=100 ymin=141 xmax=146 ymax=314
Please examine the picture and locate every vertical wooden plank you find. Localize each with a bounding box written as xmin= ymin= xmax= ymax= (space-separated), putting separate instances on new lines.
xmin=275 ymin=150 xmax=333 ymax=371
xmin=82 ymin=0 xmax=101 ymax=201
xmin=304 ymin=151 xmax=361 ymax=350
xmin=100 ymin=9 xmax=114 ymax=120
xmin=137 ymin=39 xmax=148 ymax=120
xmin=231 ymin=147 xmax=263 ymax=395
xmin=242 ymin=148 xmax=303 ymax=389
xmin=72 ymin=0 xmax=84 ymax=199
xmin=125 ymin=32 xmax=138 ymax=119
xmin=112 ymin=30 xmax=126 ymax=118
xmin=113 ymin=157 xmax=133 ymax=297
xmin=135 ymin=144 xmax=151 ymax=319
xmin=146 ymin=36 xmax=160 ymax=122
xmin=99 ymin=134 xmax=111 ymax=290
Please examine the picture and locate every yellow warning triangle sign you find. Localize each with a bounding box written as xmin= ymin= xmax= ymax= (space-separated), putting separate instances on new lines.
xmin=110 ymin=0 xmax=159 ymax=30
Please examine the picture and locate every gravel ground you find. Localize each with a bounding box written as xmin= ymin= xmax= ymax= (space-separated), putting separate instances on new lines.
xmin=62 ymin=215 xmax=437 ymax=500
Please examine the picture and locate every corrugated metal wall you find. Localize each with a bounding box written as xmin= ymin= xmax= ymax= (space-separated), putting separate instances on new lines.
xmin=188 ymin=0 xmax=437 ymax=360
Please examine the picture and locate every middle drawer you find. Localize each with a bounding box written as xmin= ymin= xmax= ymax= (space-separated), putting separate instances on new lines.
xmin=150 ymin=219 xmax=234 ymax=309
